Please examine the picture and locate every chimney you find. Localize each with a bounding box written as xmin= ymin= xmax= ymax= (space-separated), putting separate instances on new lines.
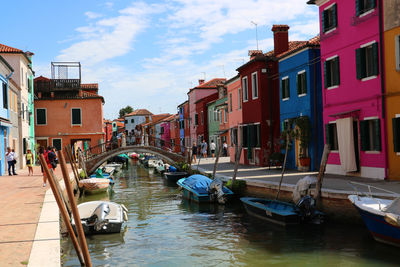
xmin=271 ymin=24 xmax=289 ymax=56
xmin=248 ymin=50 xmax=264 ymax=60
xmin=198 ymin=79 xmax=205 ymax=85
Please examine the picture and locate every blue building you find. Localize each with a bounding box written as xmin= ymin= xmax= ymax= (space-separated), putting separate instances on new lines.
xmin=0 ymin=55 xmax=13 ymax=175
xmin=278 ymin=36 xmax=323 ymax=171
xmin=177 ymin=100 xmax=187 ymax=153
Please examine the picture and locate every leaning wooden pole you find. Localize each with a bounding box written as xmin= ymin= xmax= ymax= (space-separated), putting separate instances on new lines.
xmin=276 ymin=134 xmax=290 ymax=200
xmin=39 ymin=155 xmax=85 ymax=266
xmin=315 ymin=144 xmax=331 ymax=207
xmin=212 ymin=138 xmax=222 ymax=179
xmin=232 ymin=143 xmax=243 ymax=184
xmin=58 ymin=151 xmax=92 ymax=267
xmin=66 ymin=145 xmax=81 ymax=181
xmin=51 ymin=170 xmax=72 ymax=216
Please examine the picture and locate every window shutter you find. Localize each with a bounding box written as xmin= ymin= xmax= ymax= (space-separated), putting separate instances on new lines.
xmin=356 ymin=48 xmax=362 ymax=79
xmin=371 ymin=0 xmax=376 ymax=9
xmin=286 ymin=79 xmax=290 ymax=98
xmin=321 ymin=10 xmax=326 ymax=33
xmin=373 ymin=119 xmax=381 ymax=151
xmin=323 ymin=61 xmax=328 ymax=88
xmin=355 ymin=0 xmax=360 ymax=16
xmin=332 ymin=4 xmax=338 ymax=28
xmin=23 ymin=138 xmax=27 ymax=154
xmin=296 ymin=74 xmax=300 ymax=95
xmin=393 ymin=118 xmax=400 ymax=152
xmin=372 ymin=42 xmax=379 ymax=76
xmin=281 ymin=80 xmax=284 ymax=99
xmin=325 ymin=124 xmax=332 ymax=146
xmin=360 ymin=120 xmax=369 ymax=151
xmin=335 ymin=57 xmax=340 ymax=85
xmin=303 ymin=73 xmax=307 ymax=94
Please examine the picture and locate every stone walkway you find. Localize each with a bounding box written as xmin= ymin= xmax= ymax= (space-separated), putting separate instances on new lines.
xmin=0 ymin=165 xmax=71 ymax=266
xmin=194 ymin=157 xmax=400 ymax=196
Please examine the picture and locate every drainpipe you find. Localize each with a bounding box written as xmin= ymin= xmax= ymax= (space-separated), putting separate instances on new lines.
xmin=378 ymin=0 xmax=388 ymax=179
xmin=313 ymin=48 xmax=318 ymax=171
xmin=268 ymin=61 xmax=273 ymax=157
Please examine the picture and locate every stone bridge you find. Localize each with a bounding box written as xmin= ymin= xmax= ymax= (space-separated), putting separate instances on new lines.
xmin=85 ymin=145 xmax=187 ymax=174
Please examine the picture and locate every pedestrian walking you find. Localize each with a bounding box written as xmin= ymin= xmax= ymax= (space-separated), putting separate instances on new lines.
xmin=201 ymin=140 xmax=208 ymax=158
xmin=223 ymin=141 xmax=228 ymax=157
xmin=192 ymin=142 xmax=197 ymax=163
xmin=6 ymin=147 xmax=17 ymax=175
xmin=26 ymin=149 xmax=34 ymax=176
xmin=210 ymin=140 xmax=216 ymax=158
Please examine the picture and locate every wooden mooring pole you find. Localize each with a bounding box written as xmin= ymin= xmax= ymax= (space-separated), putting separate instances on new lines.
xmin=231 ymin=143 xmax=242 ymax=184
xmin=276 ymin=134 xmax=290 ymax=200
xmin=212 ymin=138 xmax=222 ymax=179
xmin=315 ymin=144 xmax=331 ymax=207
xmin=66 ymin=145 xmax=81 ymax=182
xmin=39 ymin=155 xmax=85 ymax=266
xmin=58 ymin=151 xmax=92 ymax=267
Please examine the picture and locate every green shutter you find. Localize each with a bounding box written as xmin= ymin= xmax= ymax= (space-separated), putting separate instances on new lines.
xmin=373 ymin=119 xmax=381 ymax=151
xmin=393 ymin=118 xmax=400 ymax=152
xmin=356 ymin=48 xmax=362 ymax=79
xmin=372 ymin=42 xmax=379 ymax=76
xmin=360 ymin=120 xmax=369 ymax=151
xmin=332 ymin=4 xmax=338 ymax=28
xmin=325 ymin=124 xmax=332 ymax=147
xmin=355 ymin=0 xmax=360 ymax=16
xmin=335 ymin=57 xmax=340 ymax=85
xmin=321 ymin=10 xmax=326 ymax=32
xmin=323 ymin=61 xmax=328 ymax=88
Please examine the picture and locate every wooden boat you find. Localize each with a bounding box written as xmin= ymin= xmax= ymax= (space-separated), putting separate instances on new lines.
xmin=177 ymin=175 xmax=233 ymax=204
xmin=164 ymin=172 xmax=188 ymax=183
xmin=79 ymin=178 xmax=111 ymax=194
xmin=240 ymin=197 xmax=324 ymax=226
xmin=71 ymin=201 xmax=128 ymax=235
xmin=348 ymin=195 xmax=400 ymax=247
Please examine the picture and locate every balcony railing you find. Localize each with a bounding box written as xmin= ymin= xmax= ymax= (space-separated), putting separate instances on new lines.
xmin=35 ymin=79 xmax=81 ymax=92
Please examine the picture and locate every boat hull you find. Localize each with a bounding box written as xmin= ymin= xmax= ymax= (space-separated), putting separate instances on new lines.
xmin=79 ymin=178 xmax=110 ymax=195
xmin=241 ymin=197 xmax=301 ymax=226
xmin=164 ymin=172 xmax=188 ymax=183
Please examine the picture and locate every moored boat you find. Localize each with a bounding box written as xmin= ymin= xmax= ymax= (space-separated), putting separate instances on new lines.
xmin=177 ymin=175 xmax=233 ymax=204
xmin=79 ymin=178 xmax=111 ymax=194
xmin=164 ymin=172 xmax=188 ymax=183
xmin=71 ymin=201 xmax=128 ymax=235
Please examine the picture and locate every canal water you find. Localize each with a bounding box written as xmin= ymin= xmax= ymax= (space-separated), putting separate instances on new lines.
xmin=62 ymin=161 xmax=399 ymax=267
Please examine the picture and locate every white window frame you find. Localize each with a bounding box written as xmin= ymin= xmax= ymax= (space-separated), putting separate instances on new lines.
xmin=297 ymin=70 xmax=307 ymax=97
xmin=251 ymin=72 xmax=258 ymax=100
xmin=35 ymin=108 xmax=47 ymax=126
xmin=281 ymin=76 xmax=290 ymax=101
xmin=71 ymin=107 xmax=82 ymax=126
xmin=396 ymin=35 xmax=400 ymax=71
xmin=323 ymin=3 xmax=337 ymax=34
xmin=242 ymin=77 xmax=248 ymax=102
xmin=363 ymin=116 xmax=381 ymax=153
xmin=52 ymin=138 xmax=62 ymax=151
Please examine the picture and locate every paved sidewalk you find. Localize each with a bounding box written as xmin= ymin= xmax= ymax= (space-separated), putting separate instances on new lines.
xmin=194 ymin=157 xmax=400 ymax=196
xmin=0 ymin=165 xmax=71 ymax=266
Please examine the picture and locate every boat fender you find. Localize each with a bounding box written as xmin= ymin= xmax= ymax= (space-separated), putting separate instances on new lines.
xmin=123 ymin=211 xmax=129 ymax=222
xmin=385 ymin=213 xmax=400 ymax=227
xmin=121 ymin=204 xmax=128 ymax=212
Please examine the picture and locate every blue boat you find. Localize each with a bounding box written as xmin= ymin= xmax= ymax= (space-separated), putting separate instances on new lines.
xmin=348 ymin=195 xmax=400 ymax=247
xmin=241 ymin=197 xmax=324 ymax=226
xmin=177 ymin=175 xmax=234 ymax=204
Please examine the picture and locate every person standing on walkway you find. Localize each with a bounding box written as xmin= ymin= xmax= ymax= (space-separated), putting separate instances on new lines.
xmin=210 ymin=140 xmax=216 ymax=158
xmin=192 ymin=142 xmax=197 ymax=163
xmin=26 ymin=149 xmax=34 ymax=176
xmin=201 ymin=140 xmax=208 ymax=158
xmin=223 ymin=141 xmax=228 ymax=157
xmin=6 ymin=147 xmax=17 ymax=176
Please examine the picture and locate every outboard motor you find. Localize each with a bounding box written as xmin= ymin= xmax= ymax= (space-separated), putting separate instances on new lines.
xmin=296 ymin=195 xmax=316 ymax=220
xmin=209 ymin=178 xmax=226 ymax=204
xmin=86 ymin=203 xmax=110 ymax=231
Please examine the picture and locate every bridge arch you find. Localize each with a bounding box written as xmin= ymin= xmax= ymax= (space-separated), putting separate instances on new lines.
xmin=85 ymin=145 xmax=187 ymax=174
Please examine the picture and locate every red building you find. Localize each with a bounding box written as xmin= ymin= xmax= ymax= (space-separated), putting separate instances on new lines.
xmin=194 ymin=92 xmax=218 ymax=145
xmin=236 ymin=25 xmax=290 ymax=166
xmin=183 ymin=101 xmax=190 ymax=149
xmin=104 ymin=119 xmax=113 ymax=143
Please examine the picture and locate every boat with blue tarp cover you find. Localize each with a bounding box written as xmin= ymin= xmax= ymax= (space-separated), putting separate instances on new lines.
xmin=177 ymin=174 xmax=233 ymax=204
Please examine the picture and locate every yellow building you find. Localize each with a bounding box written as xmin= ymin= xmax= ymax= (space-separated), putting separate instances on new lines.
xmin=384 ymin=0 xmax=400 ymax=180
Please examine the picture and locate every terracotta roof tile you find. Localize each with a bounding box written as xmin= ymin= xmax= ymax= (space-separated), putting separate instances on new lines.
xmin=191 ymin=78 xmax=226 ymax=90
xmin=276 ymin=36 xmax=320 ymax=59
xmin=125 ymin=109 xmax=153 ymax=117
xmin=142 ymin=114 xmax=171 ymax=126
xmin=81 ymin=83 xmax=98 ymax=89
xmin=0 ymin=43 xmax=23 ymax=53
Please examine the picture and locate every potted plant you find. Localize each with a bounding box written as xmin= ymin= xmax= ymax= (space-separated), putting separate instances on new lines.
xmin=294 ymin=116 xmax=312 ymax=170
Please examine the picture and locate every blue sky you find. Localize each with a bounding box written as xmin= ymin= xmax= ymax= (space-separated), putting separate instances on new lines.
xmin=3 ymin=0 xmax=319 ymax=119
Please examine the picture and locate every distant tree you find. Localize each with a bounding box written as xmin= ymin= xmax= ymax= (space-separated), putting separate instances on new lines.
xmin=119 ymin=105 xmax=134 ymax=118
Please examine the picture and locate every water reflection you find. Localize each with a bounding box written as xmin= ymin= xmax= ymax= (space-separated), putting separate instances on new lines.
xmin=62 ymin=161 xmax=400 ymax=267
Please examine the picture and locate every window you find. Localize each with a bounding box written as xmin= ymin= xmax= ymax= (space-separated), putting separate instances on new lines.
xmin=22 ymin=103 xmax=25 ymax=120
xmin=230 ymin=128 xmax=238 ymax=146
xmin=36 ymin=108 xmax=46 ymax=125
xmin=325 ymin=123 xmax=339 ymax=150
xmin=224 ymin=108 xmax=228 ymax=123
xmin=209 ymin=110 xmax=212 ymax=122
xmin=194 ymin=114 xmax=198 ymax=126
xmin=356 ymin=42 xmax=379 ymax=80
xmin=281 ymin=77 xmax=290 ymax=99
xmin=2 ymin=82 xmax=7 ymax=109
xmin=356 ymin=0 xmax=376 ymax=16
xmin=242 ymin=77 xmax=248 ymax=102
xmin=125 ymin=120 xmax=128 ymax=124
xmin=297 ymin=71 xmax=307 ymax=95
xmin=201 ymin=111 xmax=204 ymax=125
xmin=282 ymin=119 xmax=291 ymax=131
xmin=160 ymin=127 xmax=164 ymax=134
xmin=393 ymin=117 xmax=400 ymax=152
xmin=324 ymin=56 xmax=340 ymax=88
xmin=229 ymin=93 xmax=232 ymax=112
xmin=52 ymin=139 xmax=62 ymax=151
xmin=322 ymin=3 xmax=337 ymax=33
xmin=396 ymin=35 xmax=400 ymax=71
xmin=251 ymin=72 xmax=258 ymax=99
xmin=238 ymin=88 xmax=242 ymax=109
xmin=242 ymin=124 xmax=261 ymax=148
xmin=131 ymin=119 xmax=134 ymax=123
xmin=360 ymin=118 xmax=381 ymax=151
xmin=219 ymin=110 xmax=222 ymax=124
xmin=71 ymin=108 xmax=82 ymax=125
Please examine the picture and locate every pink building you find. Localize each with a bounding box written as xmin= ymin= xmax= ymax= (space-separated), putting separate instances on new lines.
xmin=309 ymin=0 xmax=386 ymax=179
xmin=226 ymin=75 xmax=244 ymax=163
xmin=160 ymin=114 xmax=175 ymax=149
xmin=188 ymin=78 xmax=226 ymax=146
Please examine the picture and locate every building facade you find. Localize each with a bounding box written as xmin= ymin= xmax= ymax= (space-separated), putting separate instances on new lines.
xmin=194 ymin=92 xmax=218 ymax=147
xmin=310 ymin=0 xmax=386 ymax=179
xmin=124 ymin=109 xmax=152 ymax=144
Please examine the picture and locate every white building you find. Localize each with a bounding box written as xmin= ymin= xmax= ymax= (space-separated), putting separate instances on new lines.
xmin=124 ymin=109 xmax=152 ymax=143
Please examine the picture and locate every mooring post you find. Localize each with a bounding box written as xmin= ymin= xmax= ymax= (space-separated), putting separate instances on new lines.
xmin=276 ymin=133 xmax=290 ymax=200
xmin=212 ymin=137 xmax=222 ymax=179
xmin=58 ymin=151 xmax=92 ymax=267
xmin=315 ymin=144 xmax=331 ymax=207
xmin=232 ymin=143 xmax=242 ymax=184
xmin=39 ymin=155 xmax=85 ymax=266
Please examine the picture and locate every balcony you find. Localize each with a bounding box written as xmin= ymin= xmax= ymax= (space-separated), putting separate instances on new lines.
xmin=35 ymin=79 xmax=81 ymax=93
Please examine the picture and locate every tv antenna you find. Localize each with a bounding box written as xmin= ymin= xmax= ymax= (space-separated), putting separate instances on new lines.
xmin=251 ymin=21 xmax=259 ymax=50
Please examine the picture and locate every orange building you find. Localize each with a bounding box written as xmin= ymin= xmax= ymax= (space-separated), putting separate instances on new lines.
xmin=34 ymin=62 xmax=105 ymax=151
xmin=384 ymin=1 xmax=400 ymax=180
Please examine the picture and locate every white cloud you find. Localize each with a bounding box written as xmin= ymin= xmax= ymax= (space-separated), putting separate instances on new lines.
xmin=85 ymin=11 xmax=103 ymax=19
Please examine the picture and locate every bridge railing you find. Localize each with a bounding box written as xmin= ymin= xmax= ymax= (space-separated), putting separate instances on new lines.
xmin=83 ymin=134 xmax=192 ymax=161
